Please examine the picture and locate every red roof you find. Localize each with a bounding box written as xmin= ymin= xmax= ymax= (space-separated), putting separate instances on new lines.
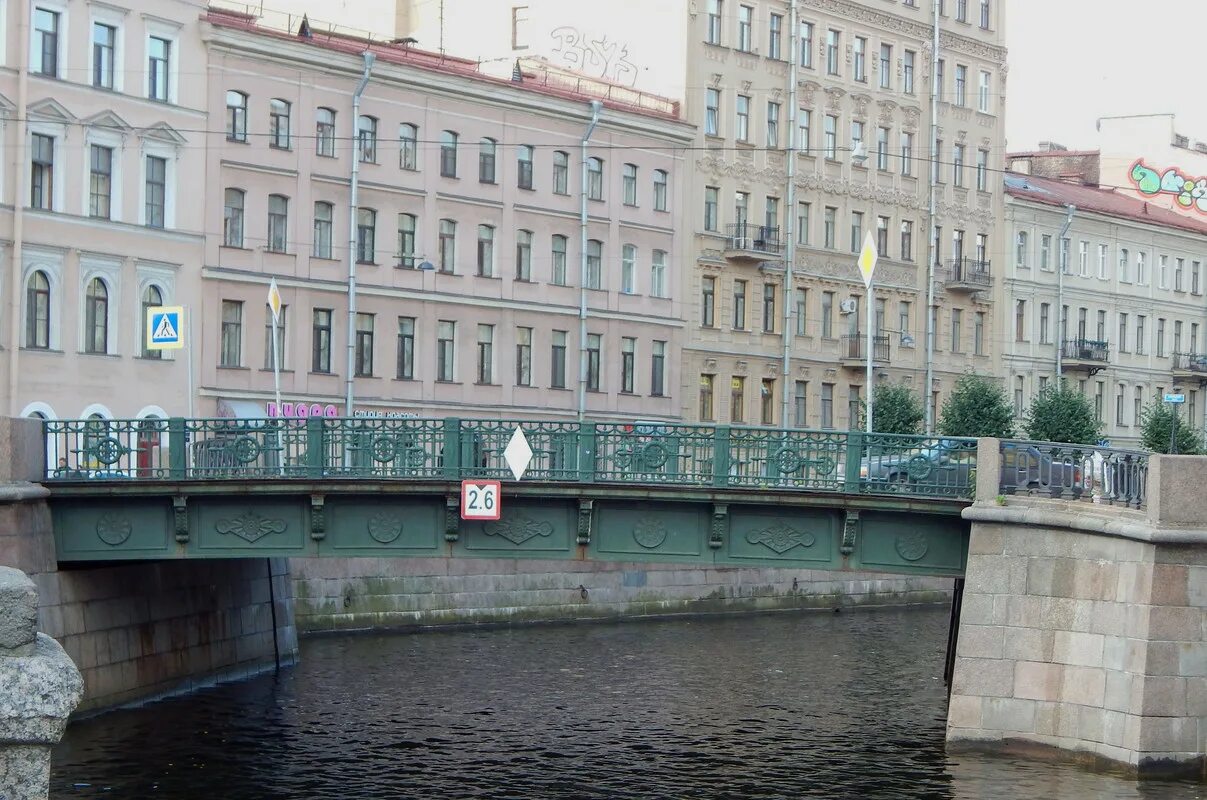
xmin=1004 ymin=172 xmax=1207 ymax=237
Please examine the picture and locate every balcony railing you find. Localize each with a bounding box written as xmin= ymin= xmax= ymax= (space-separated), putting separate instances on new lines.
xmin=943 ymin=257 xmax=992 ymax=290
xmin=724 ymin=223 xmax=783 ymax=257
xmin=840 ymin=334 xmax=890 ymax=362
xmin=1172 ymin=352 xmax=1207 ymax=376
xmin=1061 ymin=338 xmax=1110 ymax=365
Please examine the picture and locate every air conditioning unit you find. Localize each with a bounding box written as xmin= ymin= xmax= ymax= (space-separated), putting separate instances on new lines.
xmin=839 ymin=299 xmax=858 ymax=314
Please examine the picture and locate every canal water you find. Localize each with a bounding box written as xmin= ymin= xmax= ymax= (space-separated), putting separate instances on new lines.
xmin=52 ymin=607 xmax=1202 ymax=799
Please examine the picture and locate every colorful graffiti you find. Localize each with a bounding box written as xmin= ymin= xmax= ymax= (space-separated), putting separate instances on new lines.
xmin=1129 ymin=160 xmax=1207 ymax=214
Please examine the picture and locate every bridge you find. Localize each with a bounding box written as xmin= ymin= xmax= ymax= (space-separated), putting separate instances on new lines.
xmin=43 ymin=417 xmax=1146 ymax=578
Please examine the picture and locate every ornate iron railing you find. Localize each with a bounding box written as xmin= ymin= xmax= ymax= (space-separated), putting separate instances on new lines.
xmin=858 ymin=434 xmax=979 ymax=498
xmin=724 ymin=223 xmax=783 ymax=256
xmin=999 ymin=440 xmax=1147 ymax=509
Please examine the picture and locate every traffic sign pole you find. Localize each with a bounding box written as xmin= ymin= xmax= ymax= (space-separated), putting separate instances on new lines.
xmin=1164 ymin=393 xmax=1185 ymax=455
xmin=858 ymin=232 xmax=879 ymax=435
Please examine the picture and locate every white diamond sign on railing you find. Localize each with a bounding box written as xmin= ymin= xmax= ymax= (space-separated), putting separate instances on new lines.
xmin=503 ymin=426 xmax=533 ymax=480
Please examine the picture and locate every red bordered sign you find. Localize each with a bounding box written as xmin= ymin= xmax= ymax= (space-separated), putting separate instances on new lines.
xmin=460 ymin=480 xmax=501 ymax=521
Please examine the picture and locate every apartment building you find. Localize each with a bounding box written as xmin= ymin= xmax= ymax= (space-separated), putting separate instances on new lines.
xmin=2 ymin=0 xmax=207 ymax=424
xmin=202 ymin=9 xmax=693 ymax=421
xmin=1005 ymin=147 xmax=1207 ymax=447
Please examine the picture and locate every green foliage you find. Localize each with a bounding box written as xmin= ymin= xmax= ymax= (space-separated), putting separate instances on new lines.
xmin=869 ymin=383 xmax=925 ymax=435
xmin=938 ymin=374 xmax=1014 ymax=439
xmin=1139 ymin=401 xmax=1204 ymax=454
xmin=1023 ymin=383 xmax=1101 ymax=444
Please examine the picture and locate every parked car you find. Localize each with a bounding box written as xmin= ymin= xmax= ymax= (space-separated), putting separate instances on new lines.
xmin=859 ymin=439 xmax=978 ymax=492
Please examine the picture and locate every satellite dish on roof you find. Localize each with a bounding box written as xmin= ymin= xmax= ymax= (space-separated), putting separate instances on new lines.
xmin=419 ymin=261 xmax=435 ymax=271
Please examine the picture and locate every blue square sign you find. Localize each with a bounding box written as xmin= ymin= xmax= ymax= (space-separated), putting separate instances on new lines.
xmin=146 ymin=306 xmax=184 ymax=350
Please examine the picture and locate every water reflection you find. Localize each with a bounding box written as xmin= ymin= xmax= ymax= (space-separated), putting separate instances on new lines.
xmin=53 ymin=609 xmax=1202 ymax=799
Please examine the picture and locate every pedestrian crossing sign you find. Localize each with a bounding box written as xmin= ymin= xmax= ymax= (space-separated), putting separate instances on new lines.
xmin=146 ymin=306 xmax=185 ymax=350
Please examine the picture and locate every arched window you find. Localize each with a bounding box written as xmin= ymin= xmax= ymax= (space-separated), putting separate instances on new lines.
xmin=440 ymin=131 xmax=459 ymax=177
xmin=653 ymin=169 xmax=668 ymax=211
xmin=84 ymin=277 xmax=108 ymax=354
xmin=357 ymin=115 xmax=378 ymax=163
xmin=479 ymin=137 xmax=497 ymax=183
xmin=316 ymin=107 xmax=336 ymax=157
xmin=226 ymin=90 xmax=248 ymax=141
xmin=223 ymin=188 xmax=245 ymax=247
xmin=517 ymin=145 xmax=534 ymax=189
xmin=269 ymin=98 xmax=291 ymax=149
xmin=142 ymin=285 xmax=163 ymax=359
xmin=587 ymin=157 xmax=604 ymax=200
xmin=267 ymin=194 xmax=288 ymax=253
xmin=357 ymin=208 xmax=377 ymax=263
xmin=25 ymin=270 xmax=50 ymax=349
xmin=82 ymin=412 xmax=107 ymax=470
xmin=399 ymin=123 xmax=418 ymax=170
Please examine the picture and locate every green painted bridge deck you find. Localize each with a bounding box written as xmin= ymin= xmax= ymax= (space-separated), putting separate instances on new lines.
xmin=40 ymin=419 xmax=1150 ymax=577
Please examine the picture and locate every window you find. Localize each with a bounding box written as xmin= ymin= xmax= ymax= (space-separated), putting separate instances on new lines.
xmin=438 ymin=219 xmax=457 ymax=273
xmin=89 ymin=145 xmax=113 ymax=220
xmin=974 ymin=312 xmax=985 ymax=355
xmin=766 ymin=102 xmax=780 ymax=148
xmin=355 ymin=313 xmax=374 ymax=377
xmin=876 ymin=127 xmax=890 ymax=171
xmin=797 ymin=202 xmax=811 ymax=245
xmin=392 ymin=317 xmax=415 ymax=380
xmin=878 ymin=43 xmax=891 ymax=89
xmin=517 ymin=145 xmax=533 ymax=189
xmin=266 ymin=194 xmax=289 ymax=253
xmin=798 ymin=108 xmax=811 ymax=151
xmin=900 ymin=220 xmax=914 ymax=261
xmin=30 ymin=133 xmax=54 ymax=210
xmin=25 ymin=271 xmax=50 ymax=349
xmin=511 ymin=5 xmax=529 ymax=48
xmin=764 ymin=196 xmax=780 ymax=232
xmin=620 ymin=337 xmax=636 ymax=393
xmin=1134 ymin=387 xmax=1143 ymax=426
xmin=977 ymin=71 xmax=990 ymax=113
xmin=821 ymin=291 xmax=834 ymax=338
xmin=1116 ymin=384 xmax=1125 ymax=426
xmin=651 ymin=250 xmax=667 ymax=298
xmin=476 ymin=324 xmax=494 ymax=384
xmin=553 ymin=151 xmax=569 ymax=194
xmin=1014 ymin=299 xmax=1026 ymax=342
xmin=147 ymin=36 xmax=171 ymax=101
xmin=737 ymin=5 xmax=752 ymax=51
xmin=1039 ymin=303 xmax=1050 ymax=344
xmin=975 ymin=149 xmax=989 ymax=191
xmin=1137 ymin=251 xmax=1148 ymax=285
xmin=950 ymin=308 xmax=962 ymax=353
xmin=768 ymin=13 xmax=783 ymax=59
xmin=358 ymin=116 xmax=378 ymax=163
xmin=400 ymin=124 xmax=419 ymax=170
xmin=702 ymin=276 xmax=716 ymax=326
xmin=826 ymin=29 xmax=840 ymax=75
xmin=736 ymin=95 xmax=750 ymax=142
xmin=220 ymin=300 xmax=243 ymax=367
xmin=956 ymin=0 xmax=968 ymax=21
xmin=586 ymin=333 xmax=602 ymax=391
xmin=850 ymin=211 xmax=863 ymax=253
xmin=479 ymin=138 xmax=497 ymax=183
xmin=1013 ymin=376 xmax=1024 ymax=415
xmin=1040 ymin=234 xmax=1052 ymax=271
xmin=823 ymin=115 xmax=837 ymax=159
xmin=230 ymin=92 xmax=252 ymax=140
xmin=1157 ymin=318 xmax=1166 ymax=357
xmin=355 ymin=207 xmax=376 ymax=263
xmin=877 ymin=216 xmax=890 ymax=258
xmin=1175 ymin=257 xmax=1185 ymax=292
xmin=1137 ymin=316 xmax=1146 ymax=355
xmin=736 ymin=192 xmax=750 ymax=227
xmin=705 ymin=89 xmax=720 ymax=136
xmin=144 ymin=156 xmax=166 ymax=228
xmin=733 ymin=279 xmax=747 ymax=329
xmin=935 ymin=58 xmax=945 ymax=96
xmin=704 ymin=186 xmax=719 ymax=231
xmin=955 ymin=65 xmax=967 ymax=106
xmin=706 ymin=0 xmax=722 ymax=44
xmin=900 ymin=131 xmax=913 ymax=176
xmin=622 ymin=163 xmax=638 ymax=205
xmin=437 ymin=321 xmax=456 ymax=381
xmin=264 ymin=304 xmax=286 ymax=370
xmin=952 ymin=144 xmax=965 ymax=187
xmin=903 ymin=50 xmax=915 ymax=93
xmin=34 ymin=9 xmax=59 ymax=77
xmin=316 ymin=108 xmax=336 ymax=157
xmin=824 ymin=206 xmax=836 ymax=249
xmin=731 ymin=376 xmax=745 ymax=423
xmin=84 ymin=278 xmax=109 ymax=354
xmin=223 ymin=188 xmax=244 ymax=247
xmin=1193 ymin=261 xmax=1202 ymax=295
xmin=1011 ymin=231 xmax=1028 ymax=267
xmin=587 ymin=157 xmax=604 ymax=200
xmin=515 ymin=327 xmax=532 ymax=386
xmin=1174 ymin=320 xmax=1183 ymax=354
xmin=794 ymin=381 xmax=808 ymax=427
xmin=650 ymin=341 xmax=666 ymax=397
xmin=621 ymin=244 xmax=637 ymax=294
xmin=313 ymin=202 xmax=333 ymax=259
xmin=854 ymin=36 xmax=867 ymax=82
xmin=821 ymin=383 xmax=834 ymax=429
xmin=515 ymin=229 xmax=533 ymax=281
xmin=761 ymin=379 xmax=776 ymax=425
xmin=1159 ymin=254 xmax=1170 ymax=288
xmin=551 ymin=330 xmax=567 ymax=389
xmin=92 ymin=23 xmax=115 ymax=89
xmin=898 ymin=301 xmax=912 ymax=344
xmin=1118 ymin=313 xmax=1128 ymax=353
xmin=141 ymin=285 xmax=164 ymax=359
xmin=653 ymin=170 xmax=668 ymax=212
xmin=397 ymin=213 xmax=417 ymax=268
xmin=269 ymin=99 xmax=291 ymax=149
xmin=1097 ymin=244 xmax=1108 ymax=279
xmin=586 ymin=240 xmax=602 ymax=289
xmin=1193 ymin=323 xmax=1201 ymax=354
xmin=800 ymin=22 xmax=813 ymax=68
xmin=551 ymin=234 xmax=568 ymax=285
xmin=476 ymin=224 xmax=495 ymax=277
xmin=762 ymin=284 xmax=777 ymax=333
xmin=312 ymin=309 xmax=332 ymax=373
xmin=699 ymin=374 xmax=715 ymax=421
xmin=848 ymin=386 xmax=862 ymax=430
xmin=980 ymin=0 xmax=991 ymax=28
xmin=851 ymin=121 xmax=865 ymax=161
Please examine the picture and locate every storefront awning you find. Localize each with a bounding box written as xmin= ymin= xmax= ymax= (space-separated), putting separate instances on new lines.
xmin=216 ymin=399 xmax=268 ymax=419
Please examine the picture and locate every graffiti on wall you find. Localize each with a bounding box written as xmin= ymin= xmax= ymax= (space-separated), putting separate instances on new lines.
xmin=1129 ymin=160 xmax=1207 ymax=214
xmin=549 ymin=26 xmax=640 ymax=87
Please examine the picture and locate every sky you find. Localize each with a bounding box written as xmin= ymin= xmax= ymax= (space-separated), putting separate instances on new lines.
xmin=1005 ymin=0 xmax=1203 ymax=151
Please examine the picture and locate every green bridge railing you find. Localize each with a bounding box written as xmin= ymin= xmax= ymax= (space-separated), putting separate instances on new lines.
xmin=41 ymin=418 xmax=981 ymax=499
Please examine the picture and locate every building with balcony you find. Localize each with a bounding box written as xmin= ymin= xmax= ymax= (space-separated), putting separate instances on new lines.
xmin=1003 ymin=163 xmax=1207 ymax=447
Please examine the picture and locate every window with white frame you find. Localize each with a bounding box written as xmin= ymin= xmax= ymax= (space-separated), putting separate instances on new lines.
xmin=651 ymin=250 xmax=667 ymax=298
xmin=25 ymin=270 xmax=51 ymax=349
xmin=440 ymin=131 xmax=458 ymax=176
xmin=267 ymin=194 xmax=288 ymax=253
xmin=735 ymin=95 xmax=750 ymax=142
xmin=226 ymin=91 xmax=248 ymax=142
xmin=476 ymin=224 xmax=495 ymax=276
xmin=587 ymin=157 xmax=603 ymax=200
xmin=621 ymin=244 xmax=636 ymax=293
xmin=223 ymin=188 xmax=244 ymax=247
xmin=144 ymin=155 xmax=166 ymax=229
xmin=83 ymin=277 xmax=109 ymax=354
xmin=766 ymin=101 xmax=780 ymax=148
xmin=400 ymin=123 xmax=419 ymax=170
xmin=586 ymin=239 xmax=603 ymax=288
xmin=705 ymin=88 xmax=720 ymax=136
xmin=269 ymin=99 xmax=291 ymax=149
xmin=551 ymin=234 xmax=568 ymax=285
xmin=141 ymin=284 xmax=164 ymax=359
xmin=516 ymin=144 xmax=533 ymax=189
xmin=622 ymin=163 xmax=638 ymax=205
xmin=313 ymin=202 xmax=332 ymax=259
xmin=89 ymin=145 xmax=113 ymax=219
xmin=653 ymin=170 xmax=668 ymax=212
xmin=91 ymin=21 xmax=117 ymax=89
xmin=357 ymin=208 xmax=376 ymax=263
xmin=515 ymin=229 xmax=532 ymax=280
xmin=977 ymin=70 xmax=990 ymax=113
xmin=358 ymin=115 xmax=378 ymax=163
xmin=33 ymin=8 xmax=60 ymax=77
xmin=316 ymin=108 xmax=335 ymax=157
xmin=30 ymin=133 xmax=54 ymax=210
xmin=397 ymin=213 xmax=417 ymax=268
xmin=147 ymin=35 xmax=171 ymax=102
xmin=438 ymin=219 xmax=456 ymax=273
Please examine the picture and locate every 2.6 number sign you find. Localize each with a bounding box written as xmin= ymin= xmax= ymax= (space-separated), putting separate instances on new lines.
xmin=460 ymin=480 xmax=501 ymax=521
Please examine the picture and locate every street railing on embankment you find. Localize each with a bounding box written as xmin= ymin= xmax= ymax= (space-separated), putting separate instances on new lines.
xmin=998 ymin=439 xmax=1147 ymax=509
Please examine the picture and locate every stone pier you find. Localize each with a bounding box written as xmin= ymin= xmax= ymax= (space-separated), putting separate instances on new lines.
xmin=946 ymin=440 xmax=1207 ymax=779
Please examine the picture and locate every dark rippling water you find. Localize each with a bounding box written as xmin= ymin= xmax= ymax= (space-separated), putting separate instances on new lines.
xmin=52 ymin=608 xmax=1203 ymax=799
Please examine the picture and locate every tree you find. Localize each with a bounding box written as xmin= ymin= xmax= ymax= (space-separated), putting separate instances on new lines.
xmin=1023 ymin=383 xmax=1101 ymax=444
xmin=869 ymin=383 xmax=924 ymax=435
xmin=938 ymin=374 xmax=1014 ymax=438
xmin=1139 ymin=401 xmax=1203 ymax=454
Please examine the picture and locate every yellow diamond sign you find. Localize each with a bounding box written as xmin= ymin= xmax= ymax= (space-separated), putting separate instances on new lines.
xmin=858 ymin=231 xmax=878 ymax=288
